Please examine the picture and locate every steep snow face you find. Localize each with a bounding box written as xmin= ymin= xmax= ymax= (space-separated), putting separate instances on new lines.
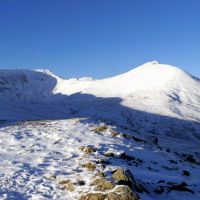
xmin=0 ymin=69 xmax=59 ymax=102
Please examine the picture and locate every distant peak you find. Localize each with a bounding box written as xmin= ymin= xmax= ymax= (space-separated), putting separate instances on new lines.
xmin=34 ymin=69 xmax=61 ymax=79
xmin=114 ymin=61 xmax=195 ymax=87
xmin=35 ymin=69 xmax=53 ymax=75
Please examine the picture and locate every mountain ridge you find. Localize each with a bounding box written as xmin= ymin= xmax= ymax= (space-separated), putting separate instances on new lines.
xmin=0 ymin=61 xmax=200 ymax=122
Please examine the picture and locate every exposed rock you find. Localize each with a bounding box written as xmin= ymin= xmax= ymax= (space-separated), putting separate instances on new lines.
xmin=169 ymin=159 xmax=178 ymax=164
xmin=77 ymin=180 xmax=85 ymax=186
xmin=95 ymin=159 xmax=110 ymax=165
xmin=154 ymin=186 xmax=165 ymax=194
xmin=125 ymin=170 xmax=147 ymax=193
xmin=104 ymin=151 xmax=115 ymax=157
xmin=107 ymin=186 xmax=139 ymax=200
xmin=157 ymin=180 xmax=165 ymax=184
xmin=45 ymin=174 xmax=57 ymax=180
xmin=162 ymin=165 xmax=178 ymax=171
xmin=166 ymin=148 xmax=171 ymax=153
xmin=94 ymin=126 xmax=107 ymax=133
xmin=79 ymin=145 xmax=96 ymax=154
xmin=92 ymin=177 xmax=115 ymax=191
xmin=182 ymin=170 xmax=190 ymax=176
xmin=79 ymin=193 xmax=105 ymax=200
xmin=79 ymin=186 xmax=139 ymax=200
xmin=58 ymin=179 xmax=75 ymax=191
xmin=151 ymin=136 xmax=158 ymax=145
xmin=112 ymin=168 xmax=147 ymax=193
xmin=110 ymin=130 xmax=120 ymax=137
xmin=169 ymin=182 xmax=194 ymax=194
xmin=167 ymin=181 xmax=177 ymax=186
xmin=95 ymin=172 xmax=107 ymax=178
xmin=82 ymin=162 xmax=96 ymax=171
xmin=121 ymin=133 xmax=145 ymax=143
xmin=132 ymin=136 xmax=146 ymax=143
xmin=183 ymin=154 xmax=199 ymax=164
xmin=112 ymin=168 xmax=129 ymax=183
xmin=122 ymin=133 xmax=133 ymax=139
xmin=119 ymin=152 xmax=143 ymax=164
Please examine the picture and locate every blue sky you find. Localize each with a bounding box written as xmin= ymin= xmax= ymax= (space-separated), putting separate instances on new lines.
xmin=0 ymin=0 xmax=200 ymax=78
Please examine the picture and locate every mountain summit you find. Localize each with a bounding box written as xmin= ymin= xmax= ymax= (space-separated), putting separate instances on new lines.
xmin=52 ymin=61 xmax=200 ymax=121
xmin=0 ymin=62 xmax=200 ymax=122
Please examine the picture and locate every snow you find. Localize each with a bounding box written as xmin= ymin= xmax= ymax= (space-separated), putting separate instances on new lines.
xmin=0 ymin=61 xmax=200 ymax=199
xmin=1 ymin=61 xmax=200 ymax=122
xmin=61 ymin=61 xmax=200 ymax=121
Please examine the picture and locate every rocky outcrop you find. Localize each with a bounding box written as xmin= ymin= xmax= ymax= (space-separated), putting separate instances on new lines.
xmin=79 ymin=185 xmax=139 ymax=200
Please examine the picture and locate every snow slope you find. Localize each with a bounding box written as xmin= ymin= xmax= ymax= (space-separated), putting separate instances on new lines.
xmin=1 ymin=119 xmax=199 ymax=200
xmin=53 ymin=61 xmax=200 ymax=120
xmin=0 ymin=69 xmax=58 ymax=102
xmin=1 ymin=61 xmax=200 ymax=121
xmin=0 ymin=62 xmax=200 ymax=200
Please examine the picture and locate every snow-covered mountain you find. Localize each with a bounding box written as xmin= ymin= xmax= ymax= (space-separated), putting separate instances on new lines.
xmin=0 ymin=62 xmax=200 ymax=200
xmin=1 ymin=61 xmax=200 ymax=120
xmin=1 ymin=61 xmax=200 ymax=137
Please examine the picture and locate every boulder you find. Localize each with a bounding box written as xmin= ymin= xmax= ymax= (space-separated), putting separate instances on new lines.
xmin=79 ymin=186 xmax=139 ymax=200
xmin=79 ymin=145 xmax=96 ymax=154
xmin=58 ymin=179 xmax=75 ymax=191
xmin=92 ymin=177 xmax=115 ymax=191
xmin=107 ymin=186 xmax=139 ymax=200
xmin=112 ymin=168 xmax=147 ymax=193
xmin=94 ymin=126 xmax=107 ymax=133
xmin=82 ymin=162 xmax=96 ymax=171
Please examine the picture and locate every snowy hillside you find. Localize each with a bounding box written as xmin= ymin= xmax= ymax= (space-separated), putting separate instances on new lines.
xmin=1 ymin=61 xmax=200 ymax=121
xmin=55 ymin=61 xmax=200 ymax=121
xmin=0 ymin=62 xmax=200 ymax=200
